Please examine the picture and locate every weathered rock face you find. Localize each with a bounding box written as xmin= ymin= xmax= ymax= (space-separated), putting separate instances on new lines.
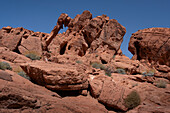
xmin=90 ymin=73 xmax=170 ymax=112
xmin=0 ymin=47 xmax=31 ymax=63
xmin=0 ymin=26 xmax=25 ymax=51
xmin=129 ymin=28 xmax=170 ymax=67
xmin=0 ymin=26 xmax=48 ymax=57
xmin=20 ymin=61 xmax=88 ymax=91
xmin=90 ymin=74 xmax=131 ymax=111
xmin=0 ymin=70 xmax=108 ymax=113
xmin=18 ymin=36 xmax=42 ymax=56
xmin=110 ymin=55 xmax=149 ymax=75
xmin=48 ymin=10 xmax=126 ymax=60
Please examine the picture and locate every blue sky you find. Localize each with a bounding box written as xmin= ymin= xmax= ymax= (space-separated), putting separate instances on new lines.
xmin=0 ymin=0 xmax=170 ymax=58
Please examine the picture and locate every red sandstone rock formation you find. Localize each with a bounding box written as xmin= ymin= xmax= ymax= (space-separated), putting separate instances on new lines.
xmin=20 ymin=61 xmax=88 ymax=91
xmin=129 ymin=28 xmax=170 ymax=67
xmin=0 ymin=10 xmax=169 ymax=113
xmin=0 ymin=70 xmax=107 ymax=113
xmin=0 ymin=26 xmax=48 ymax=57
xmin=90 ymin=73 xmax=170 ymax=112
xmin=48 ymin=10 xmax=126 ymax=59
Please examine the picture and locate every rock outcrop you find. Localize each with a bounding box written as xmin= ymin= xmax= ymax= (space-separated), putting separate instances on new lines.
xmin=90 ymin=73 xmax=170 ymax=112
xmin=20 ymin=61 xmax=88 ymax=91
xmin=0 ymin=26 xmax=48 ymax=57
xmin=48 ymin=10 xmax=126 ymax=60
xmin=42 ymin=13 xmax=71 ymax=50
xmin=0 ymin=70 xmax=108 ymax=113
xmin=129 ymin=28 xmax=170 ymax=67
xmin=109 ymin=55 xmax=148 ymax=75
xmin=0 ymin=26 xmax=24 ymax=51
xmin=0 ymin=47 xmax=31 ymax=63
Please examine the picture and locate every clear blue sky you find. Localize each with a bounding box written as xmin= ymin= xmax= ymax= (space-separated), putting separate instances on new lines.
xmin=0 ymin=0 xmax=170 ymax=58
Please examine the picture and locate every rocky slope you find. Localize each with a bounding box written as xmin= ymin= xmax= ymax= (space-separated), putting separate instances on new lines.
xmin=0 ymin=11 xmax=170 ymax=113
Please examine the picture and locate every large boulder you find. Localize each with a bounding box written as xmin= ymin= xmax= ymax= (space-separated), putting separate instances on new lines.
xmin=20 ymin=61 xmax=88 ymax=91
xmin=90 ymin=75 xmax=131 ymax=111
xmin=129 ymin=28 xmax=170 ymax=67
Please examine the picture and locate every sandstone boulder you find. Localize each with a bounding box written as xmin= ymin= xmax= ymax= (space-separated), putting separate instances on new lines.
xmin=129 ymin=28 xmax=170 ymax=67
xmin=90 ymin=73 xmax=170 ymax=112
xmin=20 ymin=61 xmax=88 ymax=91
xmin=90 ymin=74 xmax=131 ymax=111
xmin=0 ymin=70 xmax=13 ymax=81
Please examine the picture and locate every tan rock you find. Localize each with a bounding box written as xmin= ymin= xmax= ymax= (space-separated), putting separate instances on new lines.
xmin=127 ymin=105 xmax=170 ymax=113
xmin=2 ymin=26 xmax=12 ymax=30
xmin=156 ymin=64 xmax=170 ymax=73
xmin=90 ymin=73 xmax=170 ymax=112
xmin=68 ymin=10 xmax=92 ymax=32
xmin=90 ymin=75 xmax=112 ymax=98
xmin=43 ymin=13 xmax=71 ymax=49
xmin=0 ymin=26 xmax=48 ymax=53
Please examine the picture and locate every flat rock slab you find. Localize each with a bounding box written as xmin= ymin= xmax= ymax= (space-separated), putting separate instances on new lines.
xmin=20 ymin=61 xmax=88 ymax=91
xmin=0 ymin=70 xmax=13 ymax=82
